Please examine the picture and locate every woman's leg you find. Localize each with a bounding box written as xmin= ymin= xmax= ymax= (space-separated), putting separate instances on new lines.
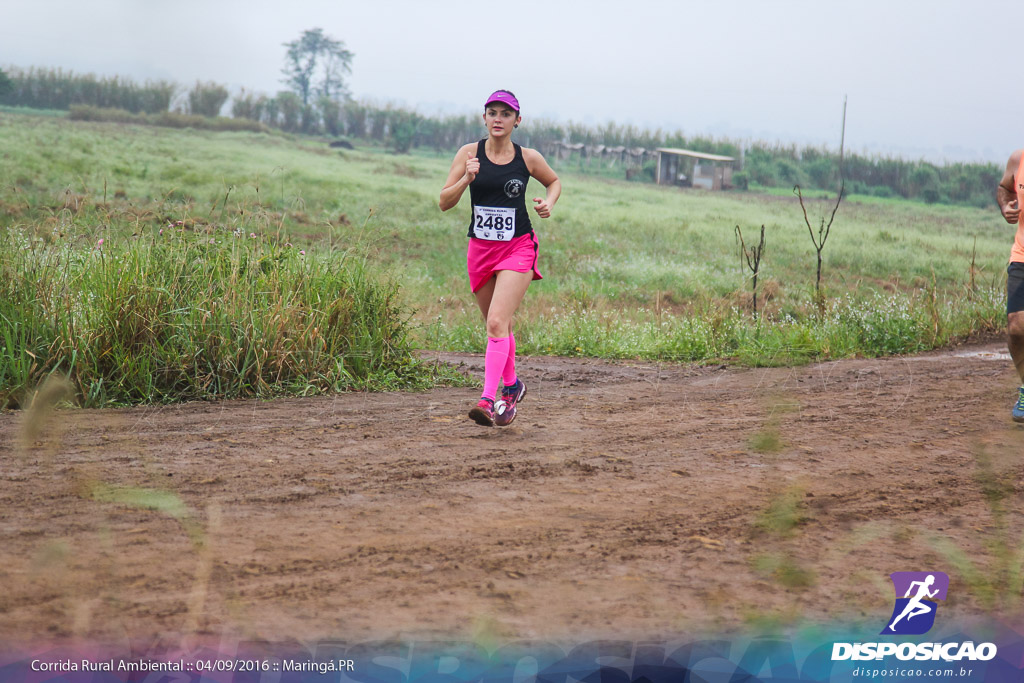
xmin=502 ymin=326 xmax=517 ymax=387
xmin=475 ymin=270 xmax=532 ymax=337
xmin=473 ymin=270 xmax=532 ymax=400
xmin=473 ymin=275 xmax=497 ymax=321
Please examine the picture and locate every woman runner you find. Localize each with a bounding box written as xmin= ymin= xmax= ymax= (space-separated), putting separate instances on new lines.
xmin=439 ymin=90 xmax=561 ymax=426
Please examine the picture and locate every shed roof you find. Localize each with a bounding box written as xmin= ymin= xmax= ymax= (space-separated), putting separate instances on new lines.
xmin=656 ymin=148 xmax=735 ymax=162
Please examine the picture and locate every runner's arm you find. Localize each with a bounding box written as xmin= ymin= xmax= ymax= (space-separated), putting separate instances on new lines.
xmin=524 ymin=148 xmax=561 ymax=219
xmin=997 ymin=150 xmax=1022 ymax=224
xmin=440 ymin=143 xmax=480 ymax=211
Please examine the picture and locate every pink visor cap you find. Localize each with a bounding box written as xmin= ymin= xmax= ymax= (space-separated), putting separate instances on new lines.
xmin=484 ymin=91 xmax=520 ymax=113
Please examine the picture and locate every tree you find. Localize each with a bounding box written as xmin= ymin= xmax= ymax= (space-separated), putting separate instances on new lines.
xmin=0 ymin=68 xmax=13 ymax=99
xmin=389 ymin=109 xmax=421 ymax=153
xmin=735 ymin=224 xmax=767 ymax=319
xmin=275 ymin=92 xmax=302 ymax=132
xmin=795 ymin=182 xmax=844 ymax=316
xmin=281 ymin=28 xmax=353 ymax=106
xmin=187 ymin=81 xmax=229 ymax=117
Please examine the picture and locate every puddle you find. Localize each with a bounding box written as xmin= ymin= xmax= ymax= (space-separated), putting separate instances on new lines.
xmin=908 ymin=346 xmax=1011 ymax=362
xmin=951 ymin=349 xmax=1012 ymax=361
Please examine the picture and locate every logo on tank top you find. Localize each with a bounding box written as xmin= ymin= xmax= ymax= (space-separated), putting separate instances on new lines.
xmin=504 ymin=179 xmax=524 ymax=198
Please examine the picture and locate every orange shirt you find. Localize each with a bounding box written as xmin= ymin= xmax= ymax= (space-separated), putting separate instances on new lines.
xmin=1012 ymin=153 xmax=1024 ymax=263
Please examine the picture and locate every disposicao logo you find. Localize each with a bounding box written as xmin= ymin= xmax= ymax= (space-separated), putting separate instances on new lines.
xmin=831 ymin=571 xmax=998 ymax=662
xmin=881 ymin=571 xmax=948 ymax=635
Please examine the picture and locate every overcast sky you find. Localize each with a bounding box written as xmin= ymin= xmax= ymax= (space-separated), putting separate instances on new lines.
xmin=1 ymin=0 xmax=1017 ymax=164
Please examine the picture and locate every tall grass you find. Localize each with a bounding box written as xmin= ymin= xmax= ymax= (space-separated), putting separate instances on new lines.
xmin=929 ymin=443 xmax=1024 ymax=614
xmin=0 ymin=219 xmax=461 ymax=408
xmin=426 ymin=288 xmax=1004 ymax=366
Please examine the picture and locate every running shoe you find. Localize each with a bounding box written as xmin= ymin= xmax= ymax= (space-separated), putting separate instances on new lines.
xmin=469 ymin=398 xmax=495 ymax=426
xmin=1014 ymin=387 xmax=1024 ymax=423
xmin=494 ymin=379 xmax=527 ymax=427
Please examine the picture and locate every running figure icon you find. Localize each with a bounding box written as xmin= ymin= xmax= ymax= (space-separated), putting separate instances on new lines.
xmin=888 ymin=574 xmax=939 ymax=631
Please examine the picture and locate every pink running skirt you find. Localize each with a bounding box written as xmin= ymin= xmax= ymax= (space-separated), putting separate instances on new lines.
xmin=466 ymin=232 xmax=542 ymax=293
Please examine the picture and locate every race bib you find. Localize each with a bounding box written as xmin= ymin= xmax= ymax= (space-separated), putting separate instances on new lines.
xmin=472 ymin=206 xmax=515 ymax=241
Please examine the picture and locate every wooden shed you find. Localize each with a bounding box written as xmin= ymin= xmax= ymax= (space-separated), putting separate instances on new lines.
xmin=655 ymin=148 xmax=736 ymax=190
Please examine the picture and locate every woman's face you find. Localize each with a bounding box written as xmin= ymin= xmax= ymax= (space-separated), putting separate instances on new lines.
xmin=483 ymin=104 xmax=520 ymax=137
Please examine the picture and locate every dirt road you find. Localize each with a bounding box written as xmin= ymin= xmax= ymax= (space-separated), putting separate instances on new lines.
xmin=2 ymin=344 xmax=1022 ymax=647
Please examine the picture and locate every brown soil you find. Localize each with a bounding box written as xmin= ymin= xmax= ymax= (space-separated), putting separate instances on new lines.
xmin=2 ymin=344 xmax=1023 ymax=647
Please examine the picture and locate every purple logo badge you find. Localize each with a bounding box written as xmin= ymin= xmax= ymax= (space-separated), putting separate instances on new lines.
xmin=881 ymin=572 xmax=949 ymax=635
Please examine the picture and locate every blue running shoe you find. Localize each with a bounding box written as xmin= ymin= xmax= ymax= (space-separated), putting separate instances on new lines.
xmin=494 ymin=379 xmax=527 ymax=427
xmin=1014 ymin=387 xmax=1024 ymax=423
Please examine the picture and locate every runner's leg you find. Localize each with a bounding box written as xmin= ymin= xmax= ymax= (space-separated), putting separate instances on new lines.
xmin=477 ymin=283 xmax=519 ymax=388
xmin=503 ymin=329 xmax=518 ymax=387
xmin=473 ymin=275 xmax=497 ymax=321
xmin=481 ymin=270 xmax=533 ymax=339
xmin=1008 ymin=311 xmax=1024 ymax=382
xmin=482 ymin=337 xmax=509 ymax=400
xmin=1005 ymin=266 xmax=1024 ymax=421
xmin=474 ymin=270 xmax=532 ymax=400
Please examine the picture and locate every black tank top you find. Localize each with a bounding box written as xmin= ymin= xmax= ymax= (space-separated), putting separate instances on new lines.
xmin=467 ymin=139 xmax=533 ymax=239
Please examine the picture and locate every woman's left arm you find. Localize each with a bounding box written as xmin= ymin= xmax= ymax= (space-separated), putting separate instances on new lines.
xmin=524 ymin=148 xmax=561 ymax=219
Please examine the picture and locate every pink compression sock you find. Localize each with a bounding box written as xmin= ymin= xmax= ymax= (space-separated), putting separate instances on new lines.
xmin=502 ymin=333 xmax=517 ymax=387
xmin=482 ymin=337 xmax=510 ymax=401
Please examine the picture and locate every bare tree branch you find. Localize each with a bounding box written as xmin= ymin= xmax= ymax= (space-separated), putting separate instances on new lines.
xmin=735 ymin=224 xmax=767 ymax=319
xmin=795 ymin=183 xmax=844 ymax=314
xmin=821 ymin=181 xmax=845 ymax=251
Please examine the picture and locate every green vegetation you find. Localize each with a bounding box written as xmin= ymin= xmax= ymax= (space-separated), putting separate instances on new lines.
xmin=744 ymin=144 xmax=1000 ymax=208
xmin=69 ymin=105 xmax=266 ymax=133
xmin=930 ymin=443 xmax=1024 ymax=613
xmin=0 ymin=112 xmax=467 ymax=408
xmin=0 ymin=64 xmax=1003 ymax=207
xmin=0 ymin=215 xmax=457 ymax=408
xmin=186 ymin=81 xmax=230 ymax=118
xmin=0 ymin=109 xmax=1010 ymax=406
xmin=281 ymin=28 xmax=353 ymax=105
xmin=0 ymin=68 xmax=12 ymax=98
xmin=751 ymin=486 xmax=817 ymax=593
xmin=0 ymin=65 xmax=176 ymax=113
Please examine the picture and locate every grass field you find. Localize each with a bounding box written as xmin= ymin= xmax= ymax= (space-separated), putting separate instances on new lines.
xmin=0 ymin=108 xmax=1011 ymax=405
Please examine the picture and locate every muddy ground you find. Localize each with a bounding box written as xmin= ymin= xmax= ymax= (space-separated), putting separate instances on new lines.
xmin=1 ymin=343 xmax=1023 ymax=648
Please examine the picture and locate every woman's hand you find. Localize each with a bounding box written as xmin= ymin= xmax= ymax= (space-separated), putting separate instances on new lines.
xmin=523 ymin=147 xmax=560 ymax=219
xmin=532 ymin=197 xmax=552 ymax=218
xmin=440 ymin=143 xmax=479 ymax=211
xmin=464 ymin=151 xmax=480 ymax=184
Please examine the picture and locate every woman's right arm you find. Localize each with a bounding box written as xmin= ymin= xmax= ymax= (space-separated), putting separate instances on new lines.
xmin=440 ymin=143 xmax=479 ymax=211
